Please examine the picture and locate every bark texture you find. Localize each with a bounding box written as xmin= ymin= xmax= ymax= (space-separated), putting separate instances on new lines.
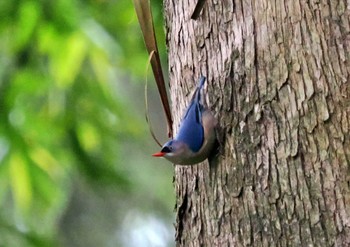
xmin=165 ymin=0 xmax=350 ymax=246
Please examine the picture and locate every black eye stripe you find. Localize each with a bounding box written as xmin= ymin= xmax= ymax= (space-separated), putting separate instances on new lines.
xmin=161 ymin=146 xmax=172 ymax=153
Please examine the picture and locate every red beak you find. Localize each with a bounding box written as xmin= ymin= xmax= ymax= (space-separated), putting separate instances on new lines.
xmin=152 ymin=152 xmax=165 ymax=157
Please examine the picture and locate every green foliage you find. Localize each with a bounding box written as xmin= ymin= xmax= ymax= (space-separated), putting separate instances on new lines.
xmin=0 ymin=0 xmax=173 ymax=246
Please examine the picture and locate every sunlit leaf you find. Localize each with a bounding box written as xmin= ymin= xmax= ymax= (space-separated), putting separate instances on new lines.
xmin=15 ymin=0 xmax=40 ymax=50
xmin=51 ymin=31 xmax=88 ymax=88
xmin=76 ymin=121 xmax=101 ymax=152
xmin=9 ymin=152 xmax=32 ymax=214
xmin=37 ymin=23 xmax=58 ymax=54
xmin=29 ymin=161 xmax=66 ymax=211
xmin=29 ymin=146 xmax=62 ymax=178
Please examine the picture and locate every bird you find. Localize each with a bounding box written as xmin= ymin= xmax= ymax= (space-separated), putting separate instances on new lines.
xmin=152 ymin=76 xmax=217 ymax=165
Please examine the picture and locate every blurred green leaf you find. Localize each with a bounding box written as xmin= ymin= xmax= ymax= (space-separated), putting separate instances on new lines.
xmin=52 ymin=31 xmax=88 ymax=88
xmin=15 ymin=0 xmax=40 ymax=51
xmin=9 ymin=151 xmax=32 ymax=214
xmin=76 ymin=121 xmax=101 ymax=153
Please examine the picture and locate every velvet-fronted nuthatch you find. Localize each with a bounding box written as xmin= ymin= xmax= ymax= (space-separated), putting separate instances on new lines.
xmin=152 ymin=76 xmax=217 ymax=165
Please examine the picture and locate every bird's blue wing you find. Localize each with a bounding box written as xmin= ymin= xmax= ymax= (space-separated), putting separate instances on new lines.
xmin=176 ymin=99 xmax=204 ymax=152
xmin=175 ymin=76 xmax=206 ymax=152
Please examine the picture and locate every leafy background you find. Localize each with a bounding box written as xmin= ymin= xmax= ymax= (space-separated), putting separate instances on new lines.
xmin=0 ymin=0 xmax=174 ymax=246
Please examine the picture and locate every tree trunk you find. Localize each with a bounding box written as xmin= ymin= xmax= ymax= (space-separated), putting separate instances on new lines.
xmin=164 ymin=0 xmax=350 ymax=246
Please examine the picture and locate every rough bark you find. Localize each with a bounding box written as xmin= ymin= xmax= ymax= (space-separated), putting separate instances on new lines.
xmin=164 ymin=0 xmax=350 ymax=246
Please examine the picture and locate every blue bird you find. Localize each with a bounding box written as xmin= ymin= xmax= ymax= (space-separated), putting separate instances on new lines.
xmin=152 ymin=76 xmax=217 ymax=165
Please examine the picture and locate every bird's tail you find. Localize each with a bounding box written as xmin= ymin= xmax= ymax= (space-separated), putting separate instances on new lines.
xmin=194 ymin=76 xmax=206 ymax=103
xmin=198 ymin=76 xmax=206 ymax=90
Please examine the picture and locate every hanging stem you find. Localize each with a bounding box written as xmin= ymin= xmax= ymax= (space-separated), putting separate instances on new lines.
xmin=132 ymin=0 xmax=173 ymax=138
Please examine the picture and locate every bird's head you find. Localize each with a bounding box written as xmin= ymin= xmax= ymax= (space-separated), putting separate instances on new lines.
xmin=152 ymin=140 xmax=189 ymax=163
